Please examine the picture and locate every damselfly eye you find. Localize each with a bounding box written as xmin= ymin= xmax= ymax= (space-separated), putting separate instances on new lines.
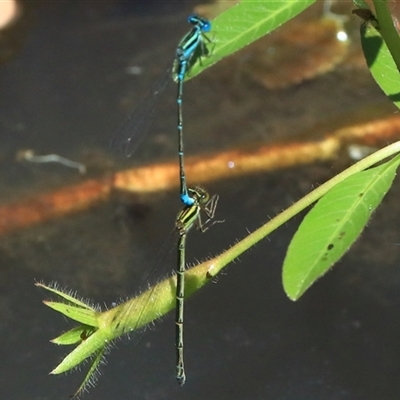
xmin=186 ymin=187 xmax=209 ymax=204
xmin=201 ymin=192 xmax=210 ymax=202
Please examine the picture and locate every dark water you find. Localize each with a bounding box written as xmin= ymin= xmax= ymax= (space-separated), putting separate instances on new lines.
xmin=1 ymin=1 xmax=400 ymax=399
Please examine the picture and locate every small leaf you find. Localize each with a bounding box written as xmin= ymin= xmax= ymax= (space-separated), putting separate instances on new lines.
xmin=360 ymin=24 xmax=400 ymax=109
xmin=283 ymin=155 xmax=400 ymax=300
xmin=71 ymin=347 xmax=106 ymax=398
xmin=43 ymin=301 xmax=99 ymax=326
xmin=51 ymin=325 xmax=97 ymax=345
xmin=36 ymin=282 xmax=96 ymax=310
xmin=51 ymin=326 xmax=86 ymax=345
xmin=51 ymin=330 xmax=108 ymax=374
xmin=189 ymin=0 xmax=317 ymax=79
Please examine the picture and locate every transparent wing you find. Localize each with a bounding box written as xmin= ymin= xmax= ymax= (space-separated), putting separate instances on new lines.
xmin=110 ymin=67 xmax=172 ymax=158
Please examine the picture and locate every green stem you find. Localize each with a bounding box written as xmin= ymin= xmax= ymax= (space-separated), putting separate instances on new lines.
xmin=45 ymin=141 xmax=400 ymax=377
xmin=206 ymin=140 xmax=400 ymax=276
xmin=373 ymin=0 xmax=400 ymax=72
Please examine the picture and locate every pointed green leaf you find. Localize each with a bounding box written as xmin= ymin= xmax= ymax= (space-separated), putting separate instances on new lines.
xmin=51 ymin=326 xmax=85 ymax=345
xmin=43 ymin=301 xmax=99 ymax=326
xmin=188 ymin=0 xmax=317 ymax=79
xmin=360 ymin=23 xmax=400 ymax=109
xmin=51 ymin=329 xmax=109 ymax=374
xmin=51 ymin=325 xmax=97 ymax=345
xmin=283 ymin=155 xmax=400 ymax=300
xmin=36 ymin=282 xmax=96 ymax=310
xmin=72 ymin=347 xmax=105 ymax=398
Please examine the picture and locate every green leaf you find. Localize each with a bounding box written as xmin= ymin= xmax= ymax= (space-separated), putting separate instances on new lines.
xmin=360 ymin=23 xmax=400 ymax=109
xmin=188 ymin=0 xmax=317 ymax=79
xmin=51 ymin=325 xmax=97 ymax=345
xmin=37 ymin=282 xmax=99 ymax=326
xmin=43 ymin=301 xmax=99 ymax=326
xmin=51 ymin=329 xmax=109 ymax=374
xmin=283 ymin=155 xmax=400 ymax=300
xmin=72 ymin=348 xmax=105 ymax=398
xmin=36 ymin=282 xmax=96 ymax=310
xmin=51 ymin=326 xmax=86 ymax=345
xmin=352 ymin=0 xmax=370 ymax=10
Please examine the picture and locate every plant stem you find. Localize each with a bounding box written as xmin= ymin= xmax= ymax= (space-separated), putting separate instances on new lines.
xmin=373 ymin=0 xmax=400 ymax=72
xmin=206 ymin=140 xmax=400 ymax=277
xmin=46 ymin=141 xmax=400 ymax=376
